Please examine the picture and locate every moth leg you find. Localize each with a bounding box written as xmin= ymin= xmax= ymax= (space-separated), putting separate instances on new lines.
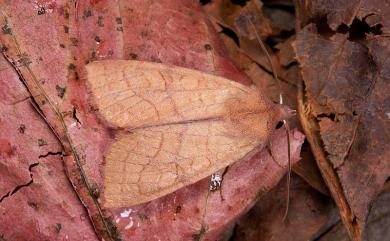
xmin=219 ymin=166 xmax=230 ymax=201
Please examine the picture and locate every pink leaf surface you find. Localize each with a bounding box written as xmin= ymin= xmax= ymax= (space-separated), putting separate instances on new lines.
xmin=0 ymin=59 xmax=96 ymax=240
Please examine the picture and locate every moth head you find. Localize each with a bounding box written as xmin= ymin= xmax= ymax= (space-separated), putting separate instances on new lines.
xmin=275 ymin=104 xmax=295 ymax=123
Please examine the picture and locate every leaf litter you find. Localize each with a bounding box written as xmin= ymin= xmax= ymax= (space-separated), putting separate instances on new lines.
xmin=0 ymin=0 xmax=388 ymax=241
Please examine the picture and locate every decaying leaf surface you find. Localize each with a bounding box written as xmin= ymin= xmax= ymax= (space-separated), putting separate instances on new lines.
xmin=203 ymin=0 xmax=296 ymax=84
xmin=0 ymin=57 xmax=96 ymax=240
xmin=295 ymin=21 xmax=390 ymax=241
xmin=205 ymin=0 xmax=389 ymax=240
xmin=316 ymin=182 xmax=390 ymax=241
xmin=203 ymin=0 xmax=274 ymax=73
xmin=232 ymin=174 xmax=333 ymax=241
xmin=203 ymin=0 xmax=272 ymax=38
xmin=295 ymin=0 xmax=389 ymax=33
xmin=0 ymin=0 xmax=304 ymax=240
xmin=203 ymin=0 xmax=330 ymax=198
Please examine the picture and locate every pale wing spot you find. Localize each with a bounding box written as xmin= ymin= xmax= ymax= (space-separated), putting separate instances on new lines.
xmin=94 ymin=88 xmax=133 ymax=101
xmin=176 ymin=158 xmax=193 ymax=172
xmin=104 ymin=169 xmax=124 ymax=184
xmin=123 ymin=66 xmax=155 ymax=88
xmin=160 ymin=95 xmax=184 ymax=119
xmin=89 ymin=77 xmax=127 ymax=91
xmin=178 ymin=132 xmax=208 ymax=159
xmin=127 ymin=95 xmax=159 ymax=116
xmin=99 ymin=94 xmax=138 ymax=113
xmin=158 ymin=171 xmax=178 ymax=188
xmin=168 ymin=89 xmax=233 ymax=113
xmin=191 ymin=158 xmax=211 ymax=172
xmin=138 ymin=163 xmax=179 ymax=194
xmin=105 ymin=144 xmax=129 ymax=162
xmin=152 ymin=132 xmax=183 ymax=163
xmin=183 ymin=122 xmax=211 ymax=136
xmin=90 ymin=80 xmax=130 ymax=95
xmin=120 ymin=164 xmax=143 ymax=184
xmin=102 ymin=63 xmax=125 ymax=86
xmin=111 ymin=132 xmax=163 ymax=162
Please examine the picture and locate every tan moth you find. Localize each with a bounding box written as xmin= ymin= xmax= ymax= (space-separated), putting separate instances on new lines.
xmin=86 ymin=60 xmax=291 ymax=208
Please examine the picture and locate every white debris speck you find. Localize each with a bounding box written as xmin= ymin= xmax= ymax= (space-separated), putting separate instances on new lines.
xmin=137 ymin=222 xmax=140 ymax=227
xmin=124 ymin=218 xmax=134 ymax=230
xmin=120 ymin=208 xmax=132 ymax=218
xmin=69 ymin=122 xmax=77 ymax=129
xmin=386 ymin=112 xmax=390 ymax=119
xmin=209 ymin=174 xmax=222 ymax=191
xmin=115 ymin=217 xmax=120 ymax=223
xmin=33 ymin=0 xmax=55 ymax=14
xmin=211 ymin=174 xmax=222 ymax=182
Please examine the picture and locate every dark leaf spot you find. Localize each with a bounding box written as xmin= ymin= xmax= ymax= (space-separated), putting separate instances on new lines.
xmin=68 ymin=63 xmax=76 ymax=70
xmin=129 ymin=53 xmax=138 ymax=59
xmin=204 ymin=43 xmax=213 ymax=50
xmin=37 ymin=7 xmax=46 ymax=15
xmin=2 ymin=24 xmax=11 ymax=34
xmin=70 ymin=38 xmax=79 ymax=46
xmin=192 ymin=226 xmax=206 ymax=241
xmin=219 ymin=24 xmax=240 ymax=46
xmin=56 ymin=85 xmax=66 ymax=98
xmin=97 ymin=16 xmax=104 ymax=27
xmin=83 ymin=9 xmax=93 ymax=18
xmin=27 ymin=201 xmax=39 ymax=210
xmin=38 ymin=139 xmax=48 ymax=146
xmin=54 ymin=223 xmax=62 ymax=233
xmin=175 ymin=205 xmax=182 ymax=213
xmin=18 ymin=124 xmax=26 ymax=134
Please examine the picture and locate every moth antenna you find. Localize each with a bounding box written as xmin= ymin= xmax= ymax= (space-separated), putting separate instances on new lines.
xmin=246 ymin=18 xmax=282 ymax=99
xmin=246 ymin=17 xmax=292 ymax=221
xmin=282 ymin=119 xmax=291 ymax=222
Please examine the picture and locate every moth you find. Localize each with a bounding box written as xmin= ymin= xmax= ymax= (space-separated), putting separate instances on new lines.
xmin=86 ymin=60 xmax=291 ymax=208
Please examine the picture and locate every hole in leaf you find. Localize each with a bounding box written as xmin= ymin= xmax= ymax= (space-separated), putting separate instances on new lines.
xmin=317 ymin=113 xmax=336 ymax=121
xmin=219 ymin=24 xmax=240 ymax=46
xmin=199 ymin=0 xmax=211 ymax=5
xmin=266 ymin=29 xmax=295 ymax=49
xmin=230 ymin=0 xmax=249 ymax=6
xmin=337 ymin=18 xmax=382 ymax=42
xmin=262 ymin=1 xmax=295 ymax=15
xmin=315 ymin=16 xmax=335 ymax=39
xmin=72 ymin=106 xmax=82 ymax=124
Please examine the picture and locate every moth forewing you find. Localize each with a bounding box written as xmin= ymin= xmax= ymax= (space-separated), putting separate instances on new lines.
xmin=86 ymin=60 xmax=290 ymax=208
